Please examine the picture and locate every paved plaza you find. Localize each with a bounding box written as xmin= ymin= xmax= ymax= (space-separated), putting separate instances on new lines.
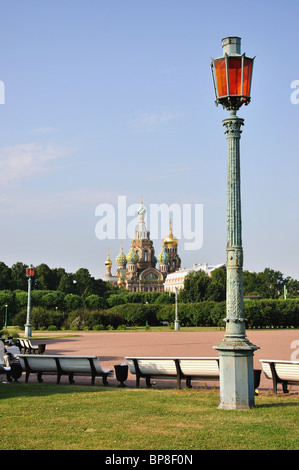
xmin=20 ymin=329 xmax=299 ymax=393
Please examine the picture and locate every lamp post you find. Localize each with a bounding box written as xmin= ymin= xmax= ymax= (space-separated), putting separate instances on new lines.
xmin=24 ymin=265 xmax=35 ymax=337
xmin=211 ymin=37 xmax=259 ymax=409
xmin=4 ymin=304 xmax=8 ymax=328
xmin=174 ymin=286 xmax=180 ymax=331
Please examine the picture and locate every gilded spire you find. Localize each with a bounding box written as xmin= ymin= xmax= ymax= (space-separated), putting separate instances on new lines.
xmin=105 ymin=248 xmax=112 ymax=266
xmin=163 ymin=218 xmax=178 ymax=246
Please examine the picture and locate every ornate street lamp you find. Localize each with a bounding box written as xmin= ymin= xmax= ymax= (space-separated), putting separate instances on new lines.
xmin=211 ymin=37 xmax=254 ymax=111
xmin=24 ymin=265 xmax=35 ymax=337
xmin=211 ymin=37 xmax=259 ymax=409
xmin=4 ymin=304 xmax=8 ymax=329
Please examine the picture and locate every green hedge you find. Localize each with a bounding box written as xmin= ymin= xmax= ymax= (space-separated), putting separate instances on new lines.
xmin=156 ymin=302 xmax=225 ymax=327
xmin=13 ymin=307 xmax=65 ymax=330
xmin=244 ymin=299 xmax=299 ymax=328
xmin=10 ymin=299 xmax=299 ymax=331
xmin=105 ymin=300 xmax=299 ymax=328
xmin=105 ymin=304 xmax=160 ymax=326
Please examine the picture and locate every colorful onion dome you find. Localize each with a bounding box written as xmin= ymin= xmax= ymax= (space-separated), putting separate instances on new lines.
xmin=137 ymin=194 xmax=146 ymax=216
xmin=126 ymin=246 xmax=139 ymax=263
xmin=158 ymin=247 xmax=169 ymax=264
xmin=115 ymin=242 xmax=127 ymax=265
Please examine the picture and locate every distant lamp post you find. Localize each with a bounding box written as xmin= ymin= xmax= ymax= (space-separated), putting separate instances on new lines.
xmin=211 ymin=37 xmax=259 ymax=409
xmin=4 ymin=304 xmax=8 ymax=328
xmin=174 ymin=287 xmax=180 ymax=331
xmin=24 ymin=265 xmax=35 ymax=337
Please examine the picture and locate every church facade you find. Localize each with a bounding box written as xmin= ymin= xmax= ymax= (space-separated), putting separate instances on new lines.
xmin=104 ymin=197 xmax=181 ymax=292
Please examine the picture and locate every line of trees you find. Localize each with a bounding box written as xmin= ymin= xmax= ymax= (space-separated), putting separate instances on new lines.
xmin=0 ymin=262 xmax=113 ymax=297
xmin=0 ymin=261 xmax=298 ymax=330
xmin=1 ymin=261 xmax=298 ymax=300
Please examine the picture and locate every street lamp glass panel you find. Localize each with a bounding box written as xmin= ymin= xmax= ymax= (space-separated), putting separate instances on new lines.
xmin=242 ymin=57 xmax=253 ymax=97
xmin=26 ymin=268 xmax=35 ymax=277
xmin=214 ymin=59 xmax=227 ymax=97
xmin=227 ymin=57 xmax=242 ymax=95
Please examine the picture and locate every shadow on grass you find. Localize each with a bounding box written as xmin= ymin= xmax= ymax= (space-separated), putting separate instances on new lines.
xmin=256 ymin=401 xmax=299 ymax=408
xmin=0 ymin=381 xmax=124 ymax=400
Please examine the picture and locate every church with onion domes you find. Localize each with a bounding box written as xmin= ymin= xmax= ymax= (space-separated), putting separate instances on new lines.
xmin=103 ymin=197 xmax=181 ymax=292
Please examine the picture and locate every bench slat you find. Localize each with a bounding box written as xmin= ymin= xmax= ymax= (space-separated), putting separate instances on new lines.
xmin=260 ymin=359 xmax=299 ymax=394
xmin=18 ymin=354 xmax=113 ymax=385
xmin=125 ymin=357 xmax=220 ymax=389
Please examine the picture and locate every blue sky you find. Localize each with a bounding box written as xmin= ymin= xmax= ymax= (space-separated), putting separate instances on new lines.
xmin=0 ymin=0 xmax=298 ymax=281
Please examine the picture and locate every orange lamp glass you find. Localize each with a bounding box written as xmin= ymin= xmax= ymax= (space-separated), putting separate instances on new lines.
xmin=211 ymin=53 xmax=254 ymax=110
xmin=26 ymin=267 xmax=35 ymax=277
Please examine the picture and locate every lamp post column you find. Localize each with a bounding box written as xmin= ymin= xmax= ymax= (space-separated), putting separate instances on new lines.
xmin=25 ymin=265 xmax=34 ymax=337
xmin=214 ymin=110 xmax=258 ymax=409
xmin=174 ymin=286 xmax=180 ymax=330
xmin=4 ymin=304 xmax=8 ymax=329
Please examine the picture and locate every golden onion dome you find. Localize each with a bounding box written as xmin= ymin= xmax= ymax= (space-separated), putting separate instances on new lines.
xmin=163 ymin=219 xmax=178 ymax=246
xmin=105 ymin=249 xmax=113 ymax=267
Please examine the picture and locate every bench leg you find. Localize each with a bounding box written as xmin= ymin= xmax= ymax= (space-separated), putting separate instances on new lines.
xmin=146 ymin=377 xmax=152 ymax=388
xmin=69 ymin=373 xmax=75 ymax=384
xmin=102 ymin=375 xmax=108 ymax=386
xmin=270 ymin=363 xmax=278 ymax=395
xmin=37 ymin=372 xmax=43 ymax=383
xmin=186 ymin=378 xmax=192 ymax=388
xmin=282 ymin=382 xmax=289 ymax=394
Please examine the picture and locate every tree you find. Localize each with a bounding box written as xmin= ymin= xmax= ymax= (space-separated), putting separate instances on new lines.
xmin=285 ymin=277 xmax=299 ymax=298
xmin=243 ymin=271 xmax=260 ymax=296
xmin=0 ymin=290 xmax=14 ymax=324
xmin=85 ymin=294 xmax=107 ymax=310
xmin=35 ymin=264 xmax=54 ymax=290
xmin=51 ymin=267 xmax=67 ymax=291
xmin=0 ymin=262 xmax=12 ymax=290
xmin=11 ymin=262 xmax=28 ymax=291
xmin=256 ymin=268 xmax=284 ymax=299
xmin=58 ymin=273 xmax=76 ymax=294
xmin=74 ymin=268 xmax=96 ymax=297
xmin=180 ymin=270 xmax=211 ymax=302
xmin=14 ymin=290 xmax=28 ymax=310
xmin=40 ymin=291 xmax=65 ymax=310
xmin=206 ymin=268 xmax=226 ymax=301
xmin=64 ymin=293 xmax=82 ymax=312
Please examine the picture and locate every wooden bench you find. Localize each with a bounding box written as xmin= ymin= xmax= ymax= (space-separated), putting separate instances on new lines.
xmin=16 ymin=339 xmax=45 ymax=354
xmin=125 ymin=357 xmax=220 ymax=389
xmin=260 ymin=359 xmax=299 ymax=394
xmin=18 ymin=354 xmax=114 ymax=386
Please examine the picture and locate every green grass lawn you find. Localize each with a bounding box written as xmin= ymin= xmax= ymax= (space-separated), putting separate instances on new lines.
xmin=1 ymin=383 xmax=298 ymax=450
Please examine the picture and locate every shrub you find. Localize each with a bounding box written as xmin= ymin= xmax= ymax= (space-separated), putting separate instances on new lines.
xmin=64 ymin=294 xmax=82 ymax=312
xmin=12 ymin=310 xmax=26 ymax=329
xmin=84 ymin=310 xmax=124 ymax=330
xmin=105 ymin=304 xmax=159 ymax=326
